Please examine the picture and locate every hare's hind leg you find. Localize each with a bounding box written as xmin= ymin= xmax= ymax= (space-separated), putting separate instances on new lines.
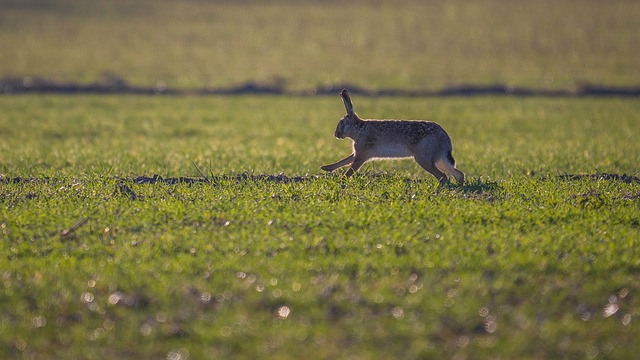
xmin=434 ymin=154 xmax=465 ymax=185
xmin=414 ymin=154 xmax=447 ymax=184
xmin=321 ymin=153 xmax=355 ymax=172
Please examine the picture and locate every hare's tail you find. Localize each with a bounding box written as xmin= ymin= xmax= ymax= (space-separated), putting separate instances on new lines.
xmin=435 ymin=151 xmax=465 ymax=184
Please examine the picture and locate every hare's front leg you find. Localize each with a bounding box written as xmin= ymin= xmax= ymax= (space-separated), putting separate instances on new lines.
xmin=321 ymin=153 xmax=355 ymax=172
xmin=344 ymin=154 xmax=367 ymax=177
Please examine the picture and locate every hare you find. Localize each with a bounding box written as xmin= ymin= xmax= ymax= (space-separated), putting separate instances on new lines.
xmin=321 ymin=89 xmax=465 ymax=185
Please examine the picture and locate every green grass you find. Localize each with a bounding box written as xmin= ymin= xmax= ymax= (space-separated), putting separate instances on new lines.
xmin=1 ymin=0 xmax=638 ymax=90
xmin=2 ymin=95 xmax=639 ymax=177
xmin=2 ymin=0 xmax=638 ymax=358
xmin=1 ymin=95 xmax=639 ymax=358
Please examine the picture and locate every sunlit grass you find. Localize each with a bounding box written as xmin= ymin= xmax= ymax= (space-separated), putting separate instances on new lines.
xmin=1 ymin=0 xmax=638 ymax=90
xmin=1 ymin=0 xmax=638 ymax=357
xmin=1 ymin=95 xmax=638 ymax=177
xmin=1 ymin=95 xmax=639 ymax=358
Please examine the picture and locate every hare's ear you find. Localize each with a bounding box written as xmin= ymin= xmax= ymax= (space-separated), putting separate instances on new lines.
xmin=340 ymin=89 xmax=355 ymax=116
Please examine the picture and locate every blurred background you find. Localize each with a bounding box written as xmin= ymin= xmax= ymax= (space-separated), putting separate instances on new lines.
xmin=1 ymin=0 xmax=638 ymax=93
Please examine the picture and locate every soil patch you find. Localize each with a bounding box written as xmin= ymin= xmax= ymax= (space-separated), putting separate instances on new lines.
xmin=2 ymin=76 xmax=639 ymax=97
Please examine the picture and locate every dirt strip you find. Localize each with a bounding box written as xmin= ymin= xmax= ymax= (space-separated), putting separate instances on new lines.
xmin=2 ymin=77 xmax=639 ymax=97
xmin=2 ymin=173 xmax=639 ymax=185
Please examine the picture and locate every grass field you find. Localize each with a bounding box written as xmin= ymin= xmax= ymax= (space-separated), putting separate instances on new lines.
xmin=1 ymin=0 xmax=640 ymax=358
xmin=1 ymin=95 xmax=639 ymax=359
xmin=1 ymin=0 xmax=638 ymax=91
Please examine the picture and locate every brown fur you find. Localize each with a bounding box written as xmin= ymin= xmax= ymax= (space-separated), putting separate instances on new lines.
xmin=321 ymin=89 xmax=464 ymax=184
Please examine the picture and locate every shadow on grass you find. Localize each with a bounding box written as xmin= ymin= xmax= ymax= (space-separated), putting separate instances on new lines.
xmin=459 ymin=177 xmax=501 ymax=194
